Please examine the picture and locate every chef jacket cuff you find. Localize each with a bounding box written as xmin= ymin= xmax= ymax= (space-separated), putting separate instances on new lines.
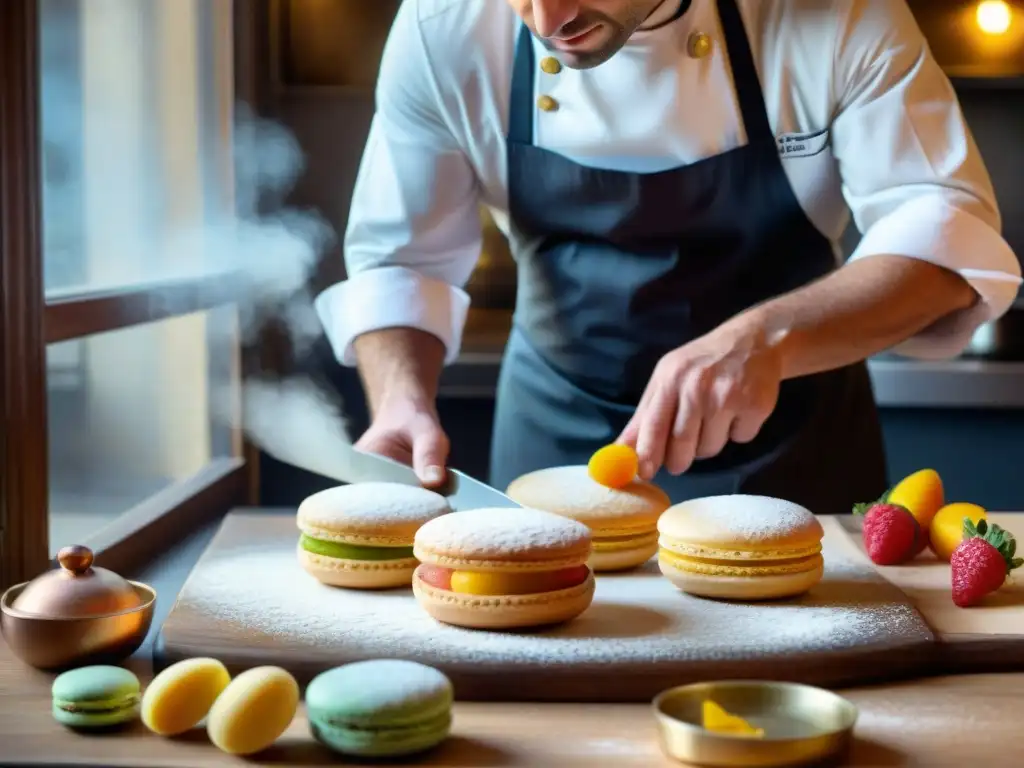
xmin=847 ymin=196 xmax=1022 ymax=360
xmin=315 ymin=265 xmax=471 ymax=366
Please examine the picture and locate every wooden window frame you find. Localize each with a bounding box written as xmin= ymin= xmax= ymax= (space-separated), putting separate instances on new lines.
xmin=44 ymin=274 xmax=243 ymax=345
xmin=0 ymin=0 xmax=270 ymax=588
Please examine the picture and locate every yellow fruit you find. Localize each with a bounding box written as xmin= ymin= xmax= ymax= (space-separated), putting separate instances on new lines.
xmin=702 ymin=700 xmax=764 ymax=738
xmin=929 ymin=502 xmax=986 ymax=561
xmin=886 ymin=469 xmax=944 ymax=529
xmin=588 ymin=444 xmax=639 ymax=489
xmin=450 ymin=567 xmax=588 ymax=595
xmin=451 ymin=571 xmax=524 ymax=595
xmin=451 ymin=570 xmax=566 ymax=596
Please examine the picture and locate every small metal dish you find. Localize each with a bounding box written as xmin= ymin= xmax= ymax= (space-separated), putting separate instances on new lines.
xmin=1 ymin=547 xmax=156 ymax=670
xmin=1 ymin=581 xmax=156 ymax=669
xmin=652 ymin=680 xmax=858 ymax=767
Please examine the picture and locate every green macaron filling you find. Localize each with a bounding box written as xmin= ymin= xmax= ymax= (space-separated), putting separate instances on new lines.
xmin=300 ymin=534 xmax=414 ymax=561
xmin=53 ymin=694 xmax=140 ymax=714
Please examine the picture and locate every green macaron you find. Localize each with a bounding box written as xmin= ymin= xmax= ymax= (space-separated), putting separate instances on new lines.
xmin=306 ymin=660 xmax=453 ymax=757
xmin=51 ymin=665 xmax=141 ymax=729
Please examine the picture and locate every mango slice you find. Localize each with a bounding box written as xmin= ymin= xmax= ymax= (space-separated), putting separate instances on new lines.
xmin=702 ymin=699 xmax=765 ymax=738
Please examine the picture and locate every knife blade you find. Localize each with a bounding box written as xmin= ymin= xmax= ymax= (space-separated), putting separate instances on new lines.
xmin=442 ymin=466 xmax=522 ymax=511
xmin=297 ymin=444 xmax=521 ymax=512
xmin=237 ymin=379 xmax=519 ymax=511
xmin=344 ymin=448 xmax=520 ymax=511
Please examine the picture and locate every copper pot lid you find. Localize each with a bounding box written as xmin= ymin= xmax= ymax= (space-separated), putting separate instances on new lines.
xmin=11 ymin=545 xmax=142 ymax=618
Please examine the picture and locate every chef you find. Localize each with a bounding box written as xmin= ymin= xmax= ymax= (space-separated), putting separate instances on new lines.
xmin=315 ymin=0 xmax=1021 ymax=512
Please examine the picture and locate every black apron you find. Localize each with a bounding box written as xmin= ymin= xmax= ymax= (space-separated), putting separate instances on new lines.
xmin=489 ymin=0 xmax=888 ymax=514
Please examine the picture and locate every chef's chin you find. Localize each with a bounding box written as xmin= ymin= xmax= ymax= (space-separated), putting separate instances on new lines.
xmin=540 ymin=25 xmax=630 ymax=70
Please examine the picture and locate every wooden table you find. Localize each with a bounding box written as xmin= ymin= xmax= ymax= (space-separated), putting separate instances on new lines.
xmin=0 ymin=639 xmax=1017 ymax=767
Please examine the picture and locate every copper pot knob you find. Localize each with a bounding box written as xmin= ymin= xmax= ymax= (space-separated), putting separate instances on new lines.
xmin=57 ymin=545 xmax=94 ymax=575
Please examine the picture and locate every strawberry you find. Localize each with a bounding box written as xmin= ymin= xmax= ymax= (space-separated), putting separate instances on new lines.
xmin=855 ymin=488 xmax=930 ymax=557
xmin=852 ymin=502 xmax=922 ymax=565
xmin=950 ymin=519 xmax=1023 ymax=607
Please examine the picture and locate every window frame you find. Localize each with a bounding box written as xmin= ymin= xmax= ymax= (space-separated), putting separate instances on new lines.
xmin=0 ymin=0 xmax=267 ymax=588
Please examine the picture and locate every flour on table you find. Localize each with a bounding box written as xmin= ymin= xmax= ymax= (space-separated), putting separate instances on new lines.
xmin=178 ymin=533 xmax=931 ymax=669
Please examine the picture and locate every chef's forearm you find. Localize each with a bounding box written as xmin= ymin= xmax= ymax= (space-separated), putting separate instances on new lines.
xmin=741 ymin=255 xmax=978 ymax=379
xmin=352 ymin=328 xmax=446 ymax=417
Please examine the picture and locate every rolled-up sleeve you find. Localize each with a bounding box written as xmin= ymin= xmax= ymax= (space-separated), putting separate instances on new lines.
xmin=314 ymin=0 xmax=481 ymax=366
xmin=831 ymin=0 xmax=1021 ymax=359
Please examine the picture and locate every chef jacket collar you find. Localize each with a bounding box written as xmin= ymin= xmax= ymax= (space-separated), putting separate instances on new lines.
xmin=639 ymin=0 xmax=693 ymax=31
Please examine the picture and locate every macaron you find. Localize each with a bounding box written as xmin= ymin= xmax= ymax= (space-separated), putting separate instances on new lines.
xmin=51 ymin=665 xmax=141 ymax=729
xmin=206 ymin=666 xmax=299 ymax=755
xmin=297 ymin=482 xmax=451 ymax=588
xmin=141 ymin=657 xmax=231 ymax=736
xmin=657 ymin=495 xmax=825 ymax=600
xmin=412 ymin=507 xmax=595 ymax=629
xmin=306 ymin=660 xmax=453 ymax=757
xmin=505 ymin=465 xmax=670 ymax=571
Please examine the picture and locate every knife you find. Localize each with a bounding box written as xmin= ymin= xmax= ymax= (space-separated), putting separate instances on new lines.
xmin=339 ymin=447 xmax=521 ymax=511
xmin=239 ymin=378 xmax=520 ymax=511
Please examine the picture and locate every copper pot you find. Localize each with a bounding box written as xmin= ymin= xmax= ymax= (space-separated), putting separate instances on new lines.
xmin=0 ymin=545 xmax=156 ymax=670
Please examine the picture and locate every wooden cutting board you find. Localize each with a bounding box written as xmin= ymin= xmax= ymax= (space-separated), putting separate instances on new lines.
xmin=833 ymin=512 xmax=1024 ymax=670
xmin=154 ymin=512 xmax=934 ymax=702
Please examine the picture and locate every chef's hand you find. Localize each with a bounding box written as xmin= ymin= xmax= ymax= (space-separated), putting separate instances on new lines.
xmin=355 ymin=397 xmax=450 ymax=489
xmin=618 ymin=317 xmax=785 ymax=480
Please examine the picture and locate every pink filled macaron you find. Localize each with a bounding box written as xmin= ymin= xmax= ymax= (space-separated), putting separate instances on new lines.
xmin=412 ymin=507 xmax=595 ymax=629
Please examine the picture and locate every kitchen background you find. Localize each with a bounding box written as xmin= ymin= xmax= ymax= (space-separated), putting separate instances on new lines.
xmin=254 ymin=0 xmax=1024 ymax=511
xmin=44 ymin=0 xmax=1024 ymax=529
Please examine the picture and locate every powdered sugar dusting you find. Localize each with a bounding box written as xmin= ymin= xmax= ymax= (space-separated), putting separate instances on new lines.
xmin=660 ymin=495 xmax=823 ymax=544
xmin=414 ymin=507 xmax=590 ymax=559
xmin=172 ymin=518 xmax=932 ymax=679
xmin=297 ymin=483 xmax=451 ymax=532
xmin=506 ymin=465 xmax=670 ymax=522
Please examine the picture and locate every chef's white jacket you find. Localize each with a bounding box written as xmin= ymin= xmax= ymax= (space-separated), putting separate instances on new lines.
xmin=316 ymin=0 xmax=1022 ymax=367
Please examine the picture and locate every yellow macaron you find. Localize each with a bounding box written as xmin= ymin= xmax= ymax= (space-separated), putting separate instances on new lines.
xmin=142 ymin=658 xmax=231 ymax=736
xmin=657 ymin=495 xmax=824 ymax=600
xmin=206 ymin=666 xmax=299 ymax=755
xmin=296 ymin=482 xmax=451 ymax=589
xmin=505 ymin=465 xmax=670 ymax=571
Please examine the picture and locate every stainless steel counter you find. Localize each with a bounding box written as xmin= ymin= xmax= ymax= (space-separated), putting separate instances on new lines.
xmin=440 ymin=350 xmax=1024 ymax=409
xmin=867 ymin=358 xmax=1024 ymax=408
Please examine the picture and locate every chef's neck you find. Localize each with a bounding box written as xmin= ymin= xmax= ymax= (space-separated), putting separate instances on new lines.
xmin=639 ymin=0 xmax=692 ymax=31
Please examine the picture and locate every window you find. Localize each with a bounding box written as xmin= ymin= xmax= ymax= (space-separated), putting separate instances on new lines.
xmin=0 ymin=0 xmax=256 ymax=588
xmin=46 ymin=311 xmax=237 ymax=554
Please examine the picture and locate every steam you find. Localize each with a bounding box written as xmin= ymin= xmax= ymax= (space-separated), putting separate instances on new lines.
xmin=161 ymin=102 xmax=336 ymax=351
xmin=39 ymin=0 xmax=357 ymax=476
xmin=205 ymin=104 xmax=358 ymax=461
xmin=242 ymin=379 xmax=360 ymax=485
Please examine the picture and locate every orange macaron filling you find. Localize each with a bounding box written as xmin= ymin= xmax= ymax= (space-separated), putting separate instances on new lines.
xmin=417 ymin=564 xmax=590 ymax=596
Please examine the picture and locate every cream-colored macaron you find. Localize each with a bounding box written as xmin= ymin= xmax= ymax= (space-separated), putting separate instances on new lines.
xmin=657 ymin=495 xmax=825 ymax=600
xmin=412 ymin=507 xmax=595 ymax=630
xmin=296 ymin=483 xmax=451 ymax=589
xmin=206 ymin=666 xmax=299 ymax=755
xmin=505 ymin=465 xmax=670 ymax=571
